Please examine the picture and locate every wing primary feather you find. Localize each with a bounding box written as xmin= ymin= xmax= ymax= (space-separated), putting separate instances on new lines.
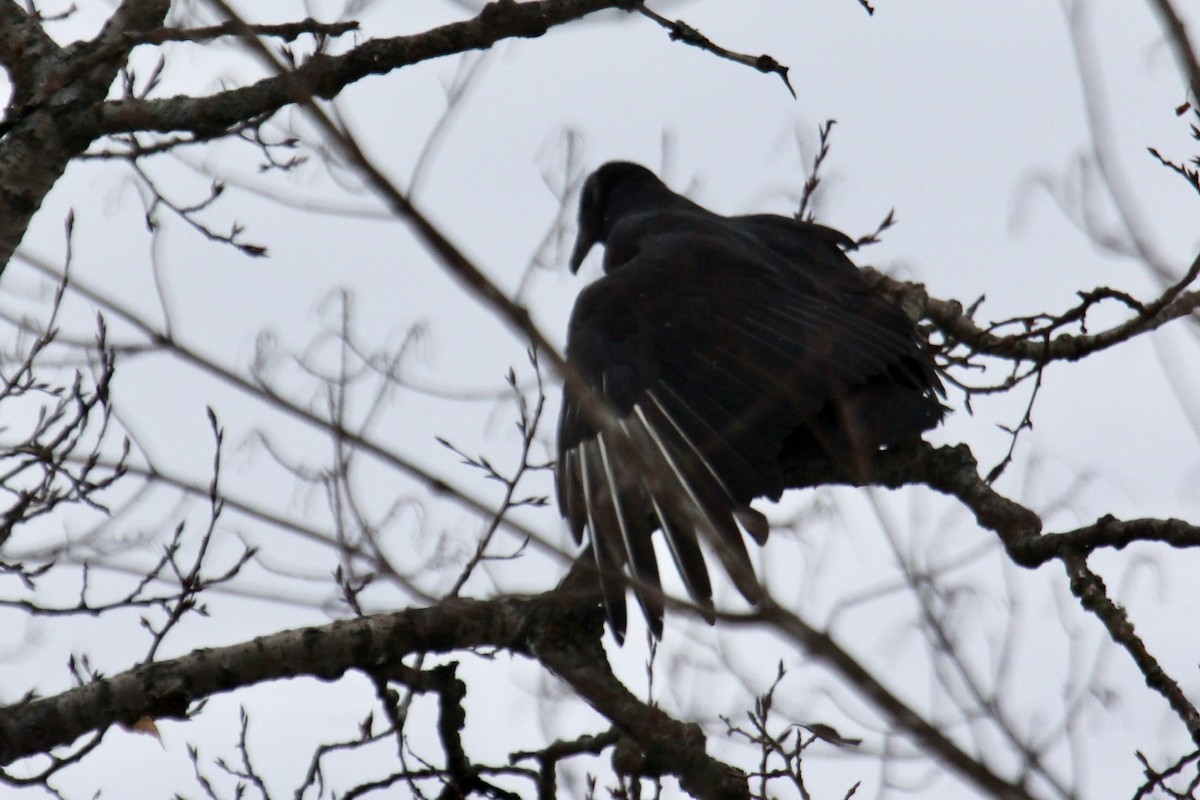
xmin=640 ymin=392 xmax=761 ymax=604
xmin=654 ymin=380 xmax=771 ymax=492
xmin=580 ymin=440 xmax=628 ymax=643
xmin=648 ymin=493 xmax=715 ymax=622
xmin=651 ymin=380 xmax=779 ymax=537
xmin=622 ymin=414 xmax=715 ymax=616
xmin=561 ymin=448 xmax=586 ymax=543
xmin=643 ymin=388 xmax=737 ymax=504
xmin=631 ymin=403 xmax=708 ymax=521
xmin=596 ymin=431 xmax=664 ymax=638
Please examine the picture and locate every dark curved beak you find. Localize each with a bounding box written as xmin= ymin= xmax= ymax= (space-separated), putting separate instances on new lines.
xmin=569 ymin=221 xmax=599 ymax=274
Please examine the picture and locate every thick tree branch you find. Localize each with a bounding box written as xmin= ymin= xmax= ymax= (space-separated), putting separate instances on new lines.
xmin=0 ymin=569 xmax=746 ymax=800
xmin=782 ymin=442 xmax=1044 ymax=562
xmin=0 ymin=2 xmax=60 ymax=105
xmin=0 ymin=594 xmax=532 ymax=766
xmin=0 ymin=1 xmax=172 ymax=275
xmin=784 ymin=441 xmax=1200 ymax=569
xmin=98 ymin=0 xmax=635 ymax=139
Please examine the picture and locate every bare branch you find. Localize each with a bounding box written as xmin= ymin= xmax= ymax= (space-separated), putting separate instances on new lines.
xmin=634 ymin=3 xmax=795 ymax=97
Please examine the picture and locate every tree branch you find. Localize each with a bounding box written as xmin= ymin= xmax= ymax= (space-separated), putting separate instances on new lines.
xmin=0 ymin=2 xmax=60 ymax=105
xmin=0 ymin=593 xmax=531 ymax=766
xmin=0 ymin=1 xmax=172 ymax=275
xmin=1147 ymin=0 xmax=1200 ymax=103
xmin=0 ymin=566 xmax=746 ymax=799
xmin=98 ymin=0 xmax=635 ymax=139
xmin=864 ymin=256 xmax=1200 ymax=368
xmin=634 ymin=3 xmax=795 ymax=97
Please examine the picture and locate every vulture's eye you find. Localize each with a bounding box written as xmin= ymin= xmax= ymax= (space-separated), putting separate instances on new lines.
xmin=582 ymin=180 xmax=602 ymax=216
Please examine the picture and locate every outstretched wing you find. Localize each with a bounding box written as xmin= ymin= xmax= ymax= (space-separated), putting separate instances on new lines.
xmin=556 ymin=223 xmax=942 ymax=641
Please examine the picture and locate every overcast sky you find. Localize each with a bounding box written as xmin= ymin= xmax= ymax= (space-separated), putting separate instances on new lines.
xmin=5 ymin=1 xmax=1200 ymax=798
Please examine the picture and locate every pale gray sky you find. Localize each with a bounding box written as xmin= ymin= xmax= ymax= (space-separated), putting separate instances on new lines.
xmin=4 ymin=1 xmax=1200 ymax=798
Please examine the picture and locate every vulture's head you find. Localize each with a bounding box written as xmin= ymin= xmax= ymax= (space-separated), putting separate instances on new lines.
xmin=569 ymin=161 xmax=665 ymax=273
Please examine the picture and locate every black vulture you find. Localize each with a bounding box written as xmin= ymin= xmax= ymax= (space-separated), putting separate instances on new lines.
xmin=555 ymin=162 xmax=946 ymax=642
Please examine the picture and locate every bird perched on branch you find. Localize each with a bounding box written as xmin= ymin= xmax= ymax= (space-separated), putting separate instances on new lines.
xmin=555 ymin=162 xmax=946 ymax=642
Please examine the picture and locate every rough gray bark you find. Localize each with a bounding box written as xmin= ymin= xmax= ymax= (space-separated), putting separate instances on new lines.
xmin=0 ymin=1 xmax=173 ymax=270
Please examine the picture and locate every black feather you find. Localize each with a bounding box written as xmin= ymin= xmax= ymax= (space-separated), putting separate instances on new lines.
xmin=555 ymin=162 xmax=947 ymax=640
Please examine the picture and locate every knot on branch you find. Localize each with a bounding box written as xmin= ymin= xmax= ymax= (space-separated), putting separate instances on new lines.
xmin=137 ymin=671 xmax=194 ymax=721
